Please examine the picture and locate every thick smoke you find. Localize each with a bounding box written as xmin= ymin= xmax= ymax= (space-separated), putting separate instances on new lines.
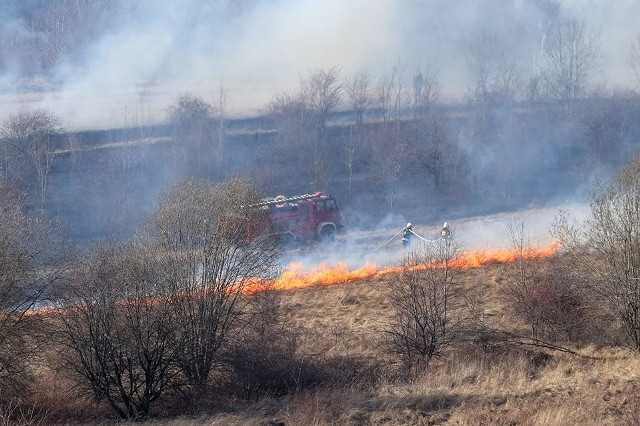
xmin=0 ymin=0 xmax=639 ymax=129
xmin=1 ymin=0 xmax=638 ymax=251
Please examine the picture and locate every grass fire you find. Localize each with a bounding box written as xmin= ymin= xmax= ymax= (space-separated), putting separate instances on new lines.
xmin=6 ymin=181 xmax=640 ymax=426
xmin=5 ymin=2 xmax=640 ymax=424
xmin=270 ymin=241 xmax=560 ymax=291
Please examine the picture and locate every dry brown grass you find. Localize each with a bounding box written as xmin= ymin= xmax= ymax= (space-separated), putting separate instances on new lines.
xmin=260 ymin=262 xmax=640 ymax=425
xmin=34 ymin=259 xmax=640 ymax=425
xmin=281 ymin=276 xmax=392 ymax=357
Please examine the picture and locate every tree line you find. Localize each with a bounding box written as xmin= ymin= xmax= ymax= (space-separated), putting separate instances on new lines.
xmin=4 ymin=14 xmax=640 ymax=243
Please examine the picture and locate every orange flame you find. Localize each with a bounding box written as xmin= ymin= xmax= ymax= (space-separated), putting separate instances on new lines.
xmin=271 ymin=242 xmax=560 ymax=291
xmin=25 ymin=242 xmax=560 ymax=316
xmin=271 ymin=261 xmax=378 ymax=291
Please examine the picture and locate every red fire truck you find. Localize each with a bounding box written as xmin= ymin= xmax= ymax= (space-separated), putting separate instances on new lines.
xmin=248 ymin=192 xmax=344 ymax=246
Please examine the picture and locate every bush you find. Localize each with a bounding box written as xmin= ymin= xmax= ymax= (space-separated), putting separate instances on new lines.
xmin=503 ymin=254 xmax=588 ymax=342
xmin=385 ymin=238 xmax=467 ymax=372
xmin=226 ymin=317 xmax=301 ymax=399
xmin=226 ymin=291 xmax=385 ymax=399
xmin=0 ymin=184 xmax=67 ymax=397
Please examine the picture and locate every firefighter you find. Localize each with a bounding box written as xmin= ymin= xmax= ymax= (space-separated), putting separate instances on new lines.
xmin=402 ymin=222 xmax=413 ymax=247
xmin=441 ymin=222 xmax=450 ymax=239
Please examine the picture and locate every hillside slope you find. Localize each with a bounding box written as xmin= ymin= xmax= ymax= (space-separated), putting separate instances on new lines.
xmin=132 ymin=262 xmax=640 ymax=426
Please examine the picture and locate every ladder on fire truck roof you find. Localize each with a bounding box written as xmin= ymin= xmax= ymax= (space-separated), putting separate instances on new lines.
xmin=247 ymin=192 xmax=324 ymax=208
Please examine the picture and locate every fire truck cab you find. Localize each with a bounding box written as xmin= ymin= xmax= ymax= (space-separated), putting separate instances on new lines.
xmin=251 ymin=192 xmax=344 ymax=245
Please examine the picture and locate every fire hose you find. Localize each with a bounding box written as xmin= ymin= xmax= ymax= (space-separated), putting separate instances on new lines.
xmin=407 ymin=228 xmax=441 ymax=243
xmin=366 ymin=228 xmax=405 ymax=253
xmin=366 ymin=226 xmax=442 ymax=254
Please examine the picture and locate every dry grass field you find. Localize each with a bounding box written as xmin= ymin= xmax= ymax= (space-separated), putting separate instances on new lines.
xmin=74 ymin=261 xmax=638 ymax=426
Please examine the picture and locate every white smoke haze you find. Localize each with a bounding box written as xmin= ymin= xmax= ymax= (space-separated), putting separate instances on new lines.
xmin=452 ymin=202 xmax=590 ymax=250
xmin=1 ymin=0 xmax=639 ymax=129
xmin=276 ymin=203 xmax=591 ymax=274
xmin=279 ymin=212 xmax=410 ymax=271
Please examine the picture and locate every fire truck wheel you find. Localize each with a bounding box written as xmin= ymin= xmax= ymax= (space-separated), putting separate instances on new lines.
xmin=319 ymin=226 xmax=336 ymax=243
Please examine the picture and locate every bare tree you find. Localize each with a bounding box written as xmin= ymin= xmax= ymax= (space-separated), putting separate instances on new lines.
xmin=406 ymin=68 xmax=447 ymax=190
xmin=465 ymin=31 xmax=521 ymax=122
xmin=341 ymin=125 xmax=364 ymax=197
xmin=543 ymin=16 xmax=601 ymax=114
xmin=390 ymin=66 xmax=407 ymax=126
xmin=552 ymin=155 xmax=640 ymax=350
xmin=264 ymin=68 xmax=342 ymax=192
xmin=344 ymin=71 xmax=371 ymax=126
xmin=300 ymin=66 xmax=342 ymax=141
xmin=0 ymin=0 xmax=115 ymax=76
xmin=503 ymin=223 xmax=586 ymax=341
xmin=34 ymin=1 xmax=73 ymax=70
xmin=299 ymin=67 xmax=342 ymax=189
xmin=30 ymin=0 xmax=116 ymax=71
xmin=214 ymin=86 xmax=228 ymax=180
xmin=109 ymin=102 xmax=154 ymax=233
xmin=168 ymin=94 xmax=215 ymax=177
xmin=376 ymin=70 xmax=395 ymax=129
xmin=152 ymin=177 xmax=281 ymax=391
xmin=386 ymin=236 xmax=464 ymax=371
xmin=0 ymin=184 xmax=67 ymax=395
xmin=1 ymin=110 xmax=61 ymax=205
xmin=0 ymin=138 xmax=7 ymax=182
xmin=407 ymin=112 xmax=451 ymax=191
xmin=376 ymin=65 xmax=408 ymax=130
xmin=368 ymin=127 xmax=409 ymax=209
xmin=57 ymin=242 xmax=181 ymax=420
xmin=343 ymin=71 xmax=371 ymax=194
xmin=265 ymin=93 xmax=314 ymax=192
xmin=411 ymin=67 xmax=440 ymax=119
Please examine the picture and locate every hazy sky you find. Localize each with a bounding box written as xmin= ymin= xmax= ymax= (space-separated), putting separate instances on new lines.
xmin=1 ymin=0 xmax=639 ymax=130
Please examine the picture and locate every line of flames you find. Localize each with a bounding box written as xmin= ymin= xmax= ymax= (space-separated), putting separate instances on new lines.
xmin=265 ymin=242 xmax=560 ymax=292
xmin=27 ymin=242 xmax=559 ymax=317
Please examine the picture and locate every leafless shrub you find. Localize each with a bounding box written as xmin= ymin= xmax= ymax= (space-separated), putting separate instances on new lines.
xmin=1 ymin=110 xmax=61 ymax=204
xmin=56 ymin=242 xmax=182 ymax=420
xmin=153 ymin=177 xmax=281 ymax=392
xmin=227 ymin=288 xmax=386 ymax=399
xmin=386 ymin=236 xmax=466 ymax=371
xmin=58 ymin=175 xmax=282 ymax=419
xmin=225 ymin=290 xmax=301 ymax=399
xmin=552 ymin=156 xmax=640 ymax=350
xmin=0 ymin=396 xmax=47 ymax=426
xmin=0 ymin=184 xmax=67 ymax=396
xmin=503 ymin=223 xmax=588 ymax=342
